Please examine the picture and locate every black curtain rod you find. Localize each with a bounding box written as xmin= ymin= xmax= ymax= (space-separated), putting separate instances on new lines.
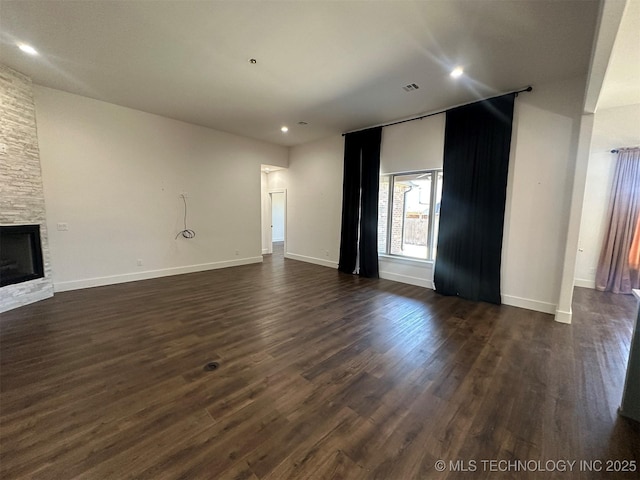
xmin=612 ymin=147 xmax=640 ymax=153
xmin=342 ymin=86 xmax=533 ymax=136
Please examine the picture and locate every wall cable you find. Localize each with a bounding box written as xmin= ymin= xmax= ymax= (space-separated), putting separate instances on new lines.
xmin=175 ymin=194 xmax=195 ymax=239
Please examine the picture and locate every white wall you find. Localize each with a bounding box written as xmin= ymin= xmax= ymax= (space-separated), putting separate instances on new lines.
xmin=575 ymin=104 xmax=640 ymax=287
xmin=286 ymin=136 xmax=343 ymax=268
xmin=268 ymin=170 xmax=287 ymax=191
xmin=34 ymin=86 xmax=288 ymax=291
xmin=501 ymin=76 xmax=585 ymax=313
xmin=286 ymin=77 xmax=587 ymax=314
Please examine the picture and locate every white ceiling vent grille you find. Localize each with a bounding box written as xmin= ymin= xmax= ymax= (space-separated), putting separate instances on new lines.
xmin=402 ymin=83 xmax=420 ymax=92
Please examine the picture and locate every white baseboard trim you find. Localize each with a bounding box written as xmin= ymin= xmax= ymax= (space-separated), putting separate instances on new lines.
xmin=554 ymin=308 xmax=572 ymax=324
xmin=262 ymin=248 xmax=269 ymax=254
xmin=54 ymin=256 xmax=264 ymax=292
xmin=379 ymin=271 xmax=434 ymax=289
xmin=284 ymin=252 xmax=338 ymax=269
xmin=574 ymin=278 xmax=595 ymax=289
xmin=502 ymin=294 xmax=556 ymax=314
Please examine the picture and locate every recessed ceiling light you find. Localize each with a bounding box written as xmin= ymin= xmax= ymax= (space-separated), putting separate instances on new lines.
xmin=281 ymin=126 xmax=289 ymax=133
xmin=17 ymin=43 xmax=38 ymax=55
xmin=450 ymin=67 xmax=464 ymax=78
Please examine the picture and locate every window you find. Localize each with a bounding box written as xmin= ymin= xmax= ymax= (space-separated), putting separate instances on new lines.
xmin=378 ymin=170 xmax=443 ymax=261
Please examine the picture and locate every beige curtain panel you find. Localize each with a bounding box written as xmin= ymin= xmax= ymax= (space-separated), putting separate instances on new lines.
xmin=596 ymin=147 xmax=640 ymax=294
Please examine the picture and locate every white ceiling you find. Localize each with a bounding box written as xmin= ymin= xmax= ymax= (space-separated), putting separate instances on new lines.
xmin=597 ymin=0 xmax=640 ymax=110
xmin=1 ymin=0 xmax=601 ymax=147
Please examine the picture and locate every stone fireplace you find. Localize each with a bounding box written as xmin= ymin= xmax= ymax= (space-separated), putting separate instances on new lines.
xmin=0 ymin=64 xmax=54 ymax=312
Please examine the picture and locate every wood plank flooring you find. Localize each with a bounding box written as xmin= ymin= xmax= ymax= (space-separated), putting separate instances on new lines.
xmin=1 ymin=247 xmax=639 ymax=479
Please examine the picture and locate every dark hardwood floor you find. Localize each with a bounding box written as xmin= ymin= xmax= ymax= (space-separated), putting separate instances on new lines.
xmin=1 ymin=247 xmax=639 ymax=479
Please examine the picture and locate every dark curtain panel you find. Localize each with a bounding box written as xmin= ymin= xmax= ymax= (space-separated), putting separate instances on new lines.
xmin=433 ymin=94 xmax=515 ymax=304
xmin=358 ymin=129 xmax=382 ymax=277
xmin=338 ymin=137 xmax=361 ymax=275
xmin=338 ymin=127 xmax=382 ymax=278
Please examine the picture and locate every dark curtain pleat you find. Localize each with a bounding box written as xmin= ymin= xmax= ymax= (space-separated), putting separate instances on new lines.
xmin=434 ymin=94 xmax=515 ymax=304
xmin=358 ymin=130 xmax=382 ymax=278
xmin=338 ymin=137 xmax=361 ymax=274
xmin=338 ymin=127 xmax=382 ymax=278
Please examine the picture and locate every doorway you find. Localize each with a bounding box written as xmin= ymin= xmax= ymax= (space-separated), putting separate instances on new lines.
xmin=260 ymin=164 xmax=287 ymax=256
xmin=265 ymin=189 xmax=286 ymax=256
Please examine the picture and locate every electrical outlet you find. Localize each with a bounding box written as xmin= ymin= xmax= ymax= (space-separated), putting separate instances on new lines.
xmin=235 ymin=250 xmax=239 ymax=256
xmin=137 ymin=259 xmax=143 ymax=266
xmin=56 ymin=222 xmax=68 ymax=231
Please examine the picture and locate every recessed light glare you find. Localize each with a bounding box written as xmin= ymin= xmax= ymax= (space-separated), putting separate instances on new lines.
xmin=450 ymin=67 xmax=463 ymax=78
xmin=264 ymin=168 xmax=271 ymax=173
xmin=281 ymin=126 xmax=289 ymax=133
xmin=18 ymin=43 xmax=38 ymax=55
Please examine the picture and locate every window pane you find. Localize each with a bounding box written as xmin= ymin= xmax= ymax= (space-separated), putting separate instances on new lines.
xmin=377 ymin=176 xmax=390 ymax=253
xmin=390 ymin=173 xmax=431 ymax=259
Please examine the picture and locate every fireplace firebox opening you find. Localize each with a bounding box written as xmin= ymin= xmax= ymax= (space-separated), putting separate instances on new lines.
xmin=0 ymin=225 xmax=45 ymax=287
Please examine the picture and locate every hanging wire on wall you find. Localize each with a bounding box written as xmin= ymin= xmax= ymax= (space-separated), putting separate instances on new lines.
xmin=175 ymin=194 xmax=195 ymax=239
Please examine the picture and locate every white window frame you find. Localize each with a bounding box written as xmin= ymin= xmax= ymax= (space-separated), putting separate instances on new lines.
xmin=379 ymin=169 xmax=442 ymax=262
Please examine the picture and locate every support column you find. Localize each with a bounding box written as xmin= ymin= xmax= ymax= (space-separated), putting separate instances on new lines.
xmin=555 ymin=114 xmax=595 ymax=323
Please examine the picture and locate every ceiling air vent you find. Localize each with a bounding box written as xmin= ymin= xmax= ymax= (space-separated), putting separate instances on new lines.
xmin=402 ymin=83 xmax=420 ymax=92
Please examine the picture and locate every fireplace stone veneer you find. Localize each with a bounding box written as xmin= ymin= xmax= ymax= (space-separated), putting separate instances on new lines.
xmin=0 ymin=64 xmax=54 ymax=312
